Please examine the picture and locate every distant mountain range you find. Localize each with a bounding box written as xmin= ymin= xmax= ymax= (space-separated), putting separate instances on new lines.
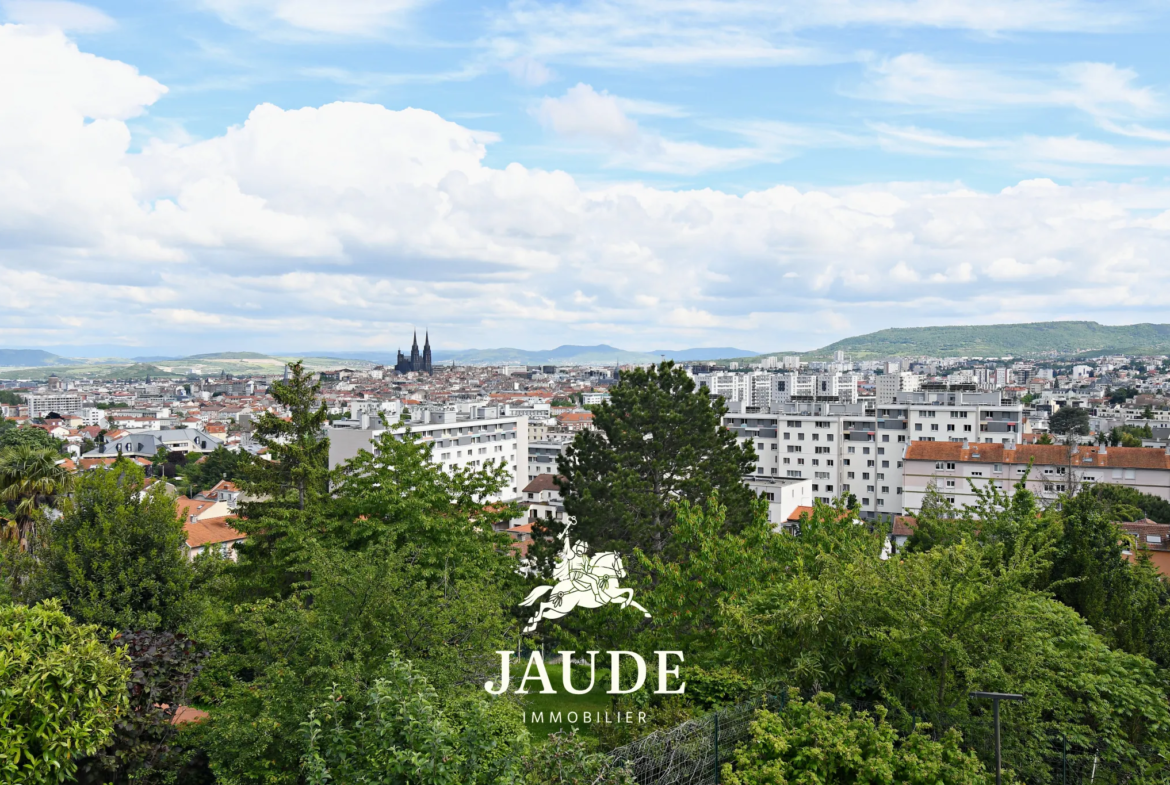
xmin=5 ymin=322 xmax=1170 ymax=376
xmin=291 ymin=345 xmax=759 ymax=366
xmin=778 ymin=321 xmax=1170 ymax=361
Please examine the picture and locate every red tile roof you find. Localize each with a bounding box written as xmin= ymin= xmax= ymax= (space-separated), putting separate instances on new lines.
xmin=184 ymin=516 xmax=244 ymax=548
xmin=786 ymin=505 xmax=814 ymax=522
xmin=891 ymin=515 xmax=917 ymax=537
xmin=904 ymin=442 xmax=1170 ymax=470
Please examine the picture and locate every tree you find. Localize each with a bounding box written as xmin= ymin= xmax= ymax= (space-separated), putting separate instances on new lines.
xmin=555 ymin=361 xmax=756 ymax=557
xmin=1037 ymin=433 xmax=1055 ymax=445
xmin=0 ymin=445 xmax=71 ymax=549
xmin=0 ymin=426 xmax=64 ymax=453
xmin=181 ymin=446 xmax=245 ymax=496
xmin=301 ymin=654 xmax=528 ymax=785
xmin=1049 ymin=406 xmax=1090 ymax=436
xmin=40 ymin=462 xmax=195 ymax=631
xmin=1021 ymin=392 xmax=1035 ymax=405
xmin=1143 ymin=405 xmax=1155 ymax=420
xmin=75 ymin=630 xmax=211 ymax=784
xmin=1048 ymin=491 xmax=1170 ymax=667
xmin=244 ymin=361 xmax=329 ymax=512
xmin=723 ymin=692 xmax=990 ymax=785
xmin=0 ymin=391 xmax=22 ymax=406
xmin=1085 ymin=482 xmax=1170 ymax=524
xmin=520 ymin=732 xmax=635 ymax=785
xmin=194 ymin=428 xmax=522 ymax=783
xmin=0 ymin=600 xmax=130 ymax=785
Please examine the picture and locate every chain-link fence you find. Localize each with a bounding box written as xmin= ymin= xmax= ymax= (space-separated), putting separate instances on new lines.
xmin=608 ymin=697 xmax=772 ymax=785
xmin=609 ymin=698 xmax=1170 ymax=785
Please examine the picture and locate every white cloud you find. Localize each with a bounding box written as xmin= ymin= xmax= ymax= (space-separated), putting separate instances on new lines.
xmin=2 ymin=1 xmax=114 ymax=33
xmin=9 ymin=25 xmax=1170 ymax=351
xmin=860 ymin=54 xmax=1159 ymax=121
xmin=535 ymin=83 xmax=838 ymax=173
xmin=202 ymin=0 xmax=427 ymax=35
xmin=504 ymin=57 xmax=554 ymax=87
xmin=487 ymin=0 xmax=1126 ymax=71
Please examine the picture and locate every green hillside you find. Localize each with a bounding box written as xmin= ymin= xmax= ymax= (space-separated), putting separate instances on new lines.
xmin=0 ymin=363 xmax=182 ymax=381
xmin=787 ymin=321 xmax=1170 ymax=360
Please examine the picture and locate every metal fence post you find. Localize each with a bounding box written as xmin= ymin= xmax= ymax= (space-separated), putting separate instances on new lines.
xmin=714 ymin=711 xmax=720 ymax=785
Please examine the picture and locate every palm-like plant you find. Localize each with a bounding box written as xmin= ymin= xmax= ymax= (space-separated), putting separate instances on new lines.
xmin=0 ymin=445 xmax=72 ymax=549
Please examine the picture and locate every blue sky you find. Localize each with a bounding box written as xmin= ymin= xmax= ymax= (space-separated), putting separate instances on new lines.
xmin=4 ymin=0 xmax=1170 ymax=356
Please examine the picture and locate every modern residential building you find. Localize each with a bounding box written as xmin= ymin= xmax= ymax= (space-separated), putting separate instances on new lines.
xmin=528 ymin=438 xmax=570 ymax=482
xmin=876 ymin=372 xmax=921 ymax=404
xmin=903 ymin=442 xmax=1170 ymax=511
xmin=83 ymin=428 xmax=223 ymax=459
xmin=26 ymin=393 xmax=83 ymax=419
xmin=328 ymin=407 xmax=528 ymax=499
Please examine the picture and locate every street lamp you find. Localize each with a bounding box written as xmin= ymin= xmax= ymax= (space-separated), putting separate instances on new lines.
xmin=969 ymin=691 xmax=1026 ymax=785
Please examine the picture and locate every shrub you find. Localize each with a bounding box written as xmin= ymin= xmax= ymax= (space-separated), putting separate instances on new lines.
xmin=0 ymin=600 xmax=129 ymax=785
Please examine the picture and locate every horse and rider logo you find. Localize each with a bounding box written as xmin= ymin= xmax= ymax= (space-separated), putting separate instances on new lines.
xmin=520 ymin=520 xmax=651 ymax=633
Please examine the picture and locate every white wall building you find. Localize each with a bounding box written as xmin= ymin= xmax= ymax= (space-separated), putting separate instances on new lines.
xmin=26 ymin=393 xmax=83 ymax=419
xmin=328 ymin=410 xmax=528 ymax=500
xmin=876 ymin=373 xmax=921 ymax=404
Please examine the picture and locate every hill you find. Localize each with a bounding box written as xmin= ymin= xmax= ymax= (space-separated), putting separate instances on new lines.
xmin=0 ymin=349 xmax=68 ymax=368
xmin=0 ymin=363 xmax=181 ymax=381
xmin=787 ymin=321 xmax=1170 ymax=361
xmin=430 ymin=345 xmax=757 ymax=366
xmin=184 ymin=351 xmax=274 ymax=360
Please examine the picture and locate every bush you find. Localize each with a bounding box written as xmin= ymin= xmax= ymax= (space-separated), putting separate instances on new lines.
xmin=723 ymin=691 xmax=990 ymax=785
xmin=520 ymin=731 xmax=635 ymax=785
xmin=0 ymin=600 xmax=130 ymax=785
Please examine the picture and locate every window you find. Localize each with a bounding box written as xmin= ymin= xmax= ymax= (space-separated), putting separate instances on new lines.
xmin=812 ymin=484 xmax=819 ymax=491
xmin=897 ymin=460 xmax=903 ymax=468
xmin=947 ymin=424 xmax=955 ymax=432
xmin=881 ymin=486 xmax=889 ymax=493
xmin=816 ymin=421 xmax=830 ymax=428
xmin=882 ymin=434 xmax=890 ymax=443
xmin=787 ymin=445 xmax=800 ymax=453
xmin=947 ymin=497 xmax=956 ymax=504
xmin=812 ymin=433 xmax=820 ymax=441
xmin=867 ymin=460 xmax=875 ymax=467
xmin=827 ymin=434 xmax=834 ymax=442
xmin=896 ymin=487 xmax=902 ymax=495
xmin=993 ymin=463 xmax=1002 ymax=472
xmin=815 ymin=446 xmax=830 ymax=454
xmin=881 ymin=460 xmax=889 ymax=468
xmin=826 ymin=484 xmax=834 ymax=492
xmin=816 ymin=471 xmax=830 ymax=479
xmin=848 ymin=446 xmax=856 ymax=454
xmin=783 ymin=457 xmax=790 ymax=464
xmin=757 ymin=443 xmax=764 ymax=450
xmin=786 ymin=470 xmax=802 ymax=478
xmin=877 ymin=499 xmax=885 ymax=507
xmin=787 ymin=421 xmax=801 ymax=428
xmin=863 ymin=447 xmax=871 ymax=455
xmin=812 ymin=459 xmax=819 ymax=466
xmin=1126 ymin=469 xmax=1137 ymax=479
xmin=931 ymin=424 xmax=939 ymax=431
xmin=798 ymin=433 xmax=805 ymax=441
xmin=843 ymin=484 xmax=851 ymax=491
xmin=797 ymin=458 xmax=805 ymax=465
xmin=771 ymin=443 xmax=778 ymax=450
xmin=847 ymin=471 xmax=855 ymax=479
xmin=915 ymin=423 xmax=923 ymax=431
xmin=827 ymin=459 xmax=834 ymax=466
xmin=964 ymin=424 xmax=973 ymax=432
xmin=863 ymin=498 xmax=871 ymax=505
xmin=877 ymin=473 xmax=885 ymax=480
xmin=862 ymin=472 xmax=870 ymax=480
xmin=971 ymin=470 xmax=983 ymax=477
xmin=771 ymin=468 xmax=778 ymax=475
xmin=946 ymin=480 xmax=955 ymax=488
xmin=898 ymin=435 xmax=907 ymax=443
xmin=843 ymin=458 xmax=851 ymax=466
xmin=783 ymin=432 xmax=790 ymax=440
xmin=877 ymin=447 xmax=885 ymax=455
xmin=1150 ymin=535 xmax=1164 ymax=544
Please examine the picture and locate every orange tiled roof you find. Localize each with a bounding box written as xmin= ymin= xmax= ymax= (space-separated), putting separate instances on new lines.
xmin=904 ymin=441 xmax=1170 ymax=470
xmin=176 ymin=497 xmax=217 ymax=520
xmin=184 ymin=516 xmax=244 ymax=548
xmin=891 ymin=515 xmax=917 ymax=537
xmin=787 ymin=505 xmax=815 ymax=522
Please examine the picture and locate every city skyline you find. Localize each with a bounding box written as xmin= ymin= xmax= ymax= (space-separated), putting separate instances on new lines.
xmin=5 ymin=1 xmax=1170 ymax=354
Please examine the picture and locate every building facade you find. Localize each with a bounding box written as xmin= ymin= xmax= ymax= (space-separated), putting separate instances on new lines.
xmin=395 ymin=331 xmax=433 ymax=375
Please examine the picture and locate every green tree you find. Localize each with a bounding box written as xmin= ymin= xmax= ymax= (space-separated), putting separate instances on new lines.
xmin=723 ymin=692 xmax=990 ymax=785
xmin=0 ymin=445 xmax=71 ymax=549
xmin=520 ymin=731 xmax=635 ymax=785
xmin=301 ymin=654 xmax=528 ymax=785
xmin=40 ymin=462 xmax=194 ymax=631
xmin=0 ymin=600 xmax=130 ymax=785
xmin=181 ymin=446 xmax=245 ymax=496
xmin=1021 ymin=392 xmax=1035 ymax=405
xmin=1049 ymin=406 xmax=1090 ymax=436
xmin=244 ymin=361 xmax=329 ymax=511
xmin=1036 ymin=432 xmax=1055 ymax=445
xmin=555 ymin=361 xmax=756 ymax=557
xmin=1085 ymin=482 xmax=1170 ymax=523
xmin=193 ymin=428 xmax=521 ymax=783
xmin=0 ymin=426 xmax=65 ymax=453
xmin=0 ymin=391 xmax=22 ymax=406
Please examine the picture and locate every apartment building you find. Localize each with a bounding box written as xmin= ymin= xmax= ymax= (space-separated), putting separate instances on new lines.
xmin=723 ymin=388 xmax=1023 ymax=519
xmin=876 ymin=372 xmax=921 ymax=404
xmin=528 ymin=438 xmax=570 ymax=482
xmin=903 ymin=441 xmax=1170 ymax=511
xmin=26 ymin=393 xmax=83 ymax=419
xmin=328 ymin=407 xmax=528 ymax=500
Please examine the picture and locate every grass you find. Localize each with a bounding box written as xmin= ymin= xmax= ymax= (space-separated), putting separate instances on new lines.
xmin=519 ymin=662 xmax=616 ymax=741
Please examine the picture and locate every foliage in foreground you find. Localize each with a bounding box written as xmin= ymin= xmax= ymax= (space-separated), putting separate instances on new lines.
xmin=723 ymin=692 xmax=989 ymax=785
xmin=0 ymin=600 xmax=129 ymax=785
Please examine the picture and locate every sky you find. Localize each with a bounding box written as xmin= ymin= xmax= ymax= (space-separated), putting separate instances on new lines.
xmin=4 ymin=0 xmax=1170 ymax=356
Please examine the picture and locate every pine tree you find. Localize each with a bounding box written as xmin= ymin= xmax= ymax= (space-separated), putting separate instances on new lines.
xmin=245 ymin=360 xmax=329 ymax=511
xmin=553 ymin=361 xmax=756 ymax=559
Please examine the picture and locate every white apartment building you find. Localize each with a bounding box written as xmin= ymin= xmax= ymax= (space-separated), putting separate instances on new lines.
xmin=698 ymin=370 xmax=859 ymax=410
xmin=723 ymin=388 xmax=1023 ymax=520
xmin=903 ymin=442 xmax=1170 ymax=512
xmin=528 ymin=438 xmax=570 ymax=482
xmin=876 ymin=372 xmax=921 ymax=404
xmin=26 ymin=393 xmax=83 ymax=419
xmin=328 ymin=408 xmax=528 ymax=500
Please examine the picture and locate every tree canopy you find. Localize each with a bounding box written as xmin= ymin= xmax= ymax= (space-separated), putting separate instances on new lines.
xmin=555 ymin=361 xmax=756 ymax=558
